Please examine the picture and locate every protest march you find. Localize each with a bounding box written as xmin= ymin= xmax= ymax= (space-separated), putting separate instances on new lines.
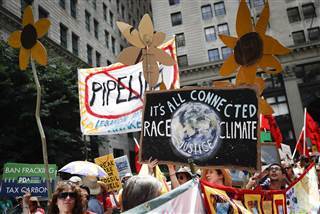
xmin=1 ymin=0 xmax=320 ymax=213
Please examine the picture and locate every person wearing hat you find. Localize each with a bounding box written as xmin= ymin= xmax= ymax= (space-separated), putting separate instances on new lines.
xmin=69 ymin=176 xmax=82 ymax=186
xmin=22 ymin=193 xmax=45 ymax=214
xmin=168 ymin=164 xmax=193 ymax=189
xmin=82 ymin=176 xmax=104 ymax=214
xmin=201 ymin=168 xmax=232 ymax=187
xmin=121 ymin=172 xmax=133 ymax=185
xmin=246 ymin=163 xmax=286 ymax=190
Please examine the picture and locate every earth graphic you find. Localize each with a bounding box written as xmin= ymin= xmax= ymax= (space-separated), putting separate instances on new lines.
xmin=170 ymin=101 xmax=221 ymax=161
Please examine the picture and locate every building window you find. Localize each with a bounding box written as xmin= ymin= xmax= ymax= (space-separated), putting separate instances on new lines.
xmin=218 ymin=23 xmax=229 ymax=35
xmin=169 ymin=0 xmax=180 ymax=6
xmin=92 ymin=0 xmax=97 ymax=10
xmin=113 ymin=148 xmax=124 ymax=158
xmin=103 ymin=3 xmax=107 ymax=21
xmin=175 ymin=33 xmax=185 ymax=47
xmin=252 ymin=0 xmax=264 ymax=8
xmin=20 ymin=0 xmax=29 ymax=14
xmin=111 ymin=36 xmax=116 ymax=54
xmin=204 ymin=26 xmax=216 ymax=42
xmin=171 ymin=12 xmax=182 ymax=26
xmin=214 ymin=1 xmax=226 ymax=16
xmin=201 ymin=5 xmax=213 ymax=20
xmin=287 ymin=7 xmax=300 ymax=23
xmin=110 ymin=11 xmax=114 ymax=28
xmin=94 ymin=19 xmax=99 ymax=39
xmin=85 ymin=10 xmax=91 ymax=32
xmin=38 ymin=6 xmax=49 ymax=18
xmin=120 ymin=45 xmax=124 ymax=51
xmin=292 ymin=30 xmax=306 ymax=45
xmin=87 ymin=45 xmax=93 ymax=66
xmin=308 ymin=27 xmax=320 ymax=41
xmin=96 ymin=51 xmax=101 ymax=67
xmin=178 ymin=55 xmax=188 ymax=67
xmin=221 ymin=46 xmax=232 ymax=59
xmin=60 ymin=23 xmax=68 ymax=48
xmin=107 ymin=60 xmax=112 ymax=65
xmin=105 ymin=30 xmax=109 ymax=48
xmin=72 ymin=33 xmax=79 ymax=56
xmin=121 ymin=5 xmax=125 ymax=19
xmin=208 ymin=49 xmax=220 ymax=62
xmin=59 ymin=0 xmax=65 ymax=9
xmin=70 ymin=0 xmax=77 ymax=18
xmin=302 ymin=3 xmax=316 ymax=19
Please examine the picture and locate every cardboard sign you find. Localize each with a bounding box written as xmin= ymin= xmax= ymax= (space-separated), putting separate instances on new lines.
xmin=114 ymin=155 xmax=132 ymax=179
xmin=140 ymin=87 xmax=259 ymax=170
xmin=78 ymin=39 xmax=179 ymax=135
xmin=261 ymin=143 xmax=281 ymax=165
xmin=0 ymin=163 xmax=57 ymax=197
xmin=95 ymin=154 xmax=122 ymax=191
xmin=280 ymin=143 xmax=293 ymax=162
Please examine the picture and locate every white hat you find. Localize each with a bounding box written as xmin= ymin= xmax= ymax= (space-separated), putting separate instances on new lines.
xmin=82 ymin=176 xmax=101 ymax=195
xmin=69 ymin=176 xmax=82 ymax=185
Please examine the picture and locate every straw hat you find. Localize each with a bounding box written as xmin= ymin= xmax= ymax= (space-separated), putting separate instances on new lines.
xmin=82 ymin=176 xmax=101 ymax=195
xmin=29 ymin=196 xmax=40 ymax=207
xmin=176 ymin=166 xmax=193 ymax=177
xmin=69 ymin=176 xmax=82 ymax=185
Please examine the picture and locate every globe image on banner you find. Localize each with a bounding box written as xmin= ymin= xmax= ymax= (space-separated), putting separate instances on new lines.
xmin=170 ymin=102 xmax=221 ymax=160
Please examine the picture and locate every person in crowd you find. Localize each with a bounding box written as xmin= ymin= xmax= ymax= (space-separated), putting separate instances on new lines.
xmin=22 ymin=193 xmax=45 ymax=214
xmin=79 ymin=185 xmax=95 ymax=214
xmin=121 ymin=175 xmax=162 ymax=212
xmin=201 ymin=168 xmax=232 ymax=186
xmin=48 ymin=181 xmax=83 ymax=214
xmin=82 ymin=176 xmax=104 ymax=214
xmin=282 ymin=161 xmax=296 ymax=184
xmin=69 ymin=176 xmax=82 ymax=186
xmin=0 ymin=196 xmax=13 ymax=214
xmin=97 ymin=181 xmax=120 ymax=214
xmin=246 ymin=163 xmax=286 ymax=190
xmin=168 ymin=164 xmax=192 ymax=189
xmin=121 ymin=173 xmax=133 ymax=185
xmin=8 ymin=196 xmax=23 ymax=213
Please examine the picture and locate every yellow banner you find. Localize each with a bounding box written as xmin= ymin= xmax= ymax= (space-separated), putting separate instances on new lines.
xmin=95 ymin=154 xmax=122 ymax=191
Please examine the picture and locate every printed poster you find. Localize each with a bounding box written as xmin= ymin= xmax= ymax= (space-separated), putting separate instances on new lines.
xmin=114 ymin=155 xmax=132 ymax=179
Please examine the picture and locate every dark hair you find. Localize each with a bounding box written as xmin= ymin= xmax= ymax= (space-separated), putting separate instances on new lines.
xmin=122 ymin=175 xmax=162 ymax=211
xmin=48 ymin=181 xmax=83 ymax=214
xmin=79 ymin=185 xmax=90 ymax=196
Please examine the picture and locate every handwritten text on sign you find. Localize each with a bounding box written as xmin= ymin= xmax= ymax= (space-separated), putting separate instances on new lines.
xmin=141 ymin=88 xmax=259 ymax=169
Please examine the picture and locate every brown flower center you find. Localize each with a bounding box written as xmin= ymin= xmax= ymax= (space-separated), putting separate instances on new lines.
xmin=21 ymin=24 xmax=37 ymax=49
xmin=234 ymin=32 xmax=263 ymax=66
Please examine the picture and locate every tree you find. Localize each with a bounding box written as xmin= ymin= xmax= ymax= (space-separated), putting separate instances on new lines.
xmin=0 ymin=40 xmax=98 ymax=171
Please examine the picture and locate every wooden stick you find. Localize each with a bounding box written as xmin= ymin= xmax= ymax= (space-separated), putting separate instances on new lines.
xmin=31 ymin=60 xmax=52 ymax=199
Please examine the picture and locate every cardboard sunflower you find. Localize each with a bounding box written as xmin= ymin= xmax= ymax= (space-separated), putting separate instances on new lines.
xmin=116 ymin=14 xmax=175 ymax=88
xmin=219 ymin=0 xmax=290 ymax=85
xmin=8 ymin=6 xmax=50 ymax=70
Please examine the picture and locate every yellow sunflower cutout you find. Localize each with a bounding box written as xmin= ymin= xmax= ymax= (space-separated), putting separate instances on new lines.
xmin=117 ymin=14 xmax=175 ymax=88
xmin=8 ymin=6 xmax=50 ymax=70
xmin=219 ymin=0 xmax=290 ymax=85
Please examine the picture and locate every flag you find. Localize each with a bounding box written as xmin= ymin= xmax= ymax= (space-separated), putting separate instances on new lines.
xmin=133 ymin=138 xmax=142 ymax=173
xmin=123 ymin=179 xmax=205 ymax=214
xmin=267 ymin=115 xmax=283 ymax=148
xmin=286 ymin=163 xmax=320 ymax=213
xmin=261 ymin=114 xmax=270 ymax=130
xmin=295 ymin=129 xmax=309 ymax=157
xmin=305 ymin=112 xmax=320 ymax=151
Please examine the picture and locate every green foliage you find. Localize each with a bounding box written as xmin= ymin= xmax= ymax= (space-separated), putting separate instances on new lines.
xmin=0 ymin=40 xmax=98 ymax=170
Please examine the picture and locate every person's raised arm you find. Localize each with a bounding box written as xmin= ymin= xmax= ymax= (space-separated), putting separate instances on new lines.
xmin=167 ymin=164 xmax=180 ymax=190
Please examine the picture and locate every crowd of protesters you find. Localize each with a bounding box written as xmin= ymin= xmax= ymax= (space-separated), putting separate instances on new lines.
xmin=1 ymin=154 xmax=320 ymax=213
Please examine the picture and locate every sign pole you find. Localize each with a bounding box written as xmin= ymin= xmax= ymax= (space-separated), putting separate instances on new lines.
xmin=31 ymin=60 xmax=52 ymax=199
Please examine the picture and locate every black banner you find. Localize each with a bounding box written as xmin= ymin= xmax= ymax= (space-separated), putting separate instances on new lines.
xmin=140 ymin=87 xmax=260 ymax=170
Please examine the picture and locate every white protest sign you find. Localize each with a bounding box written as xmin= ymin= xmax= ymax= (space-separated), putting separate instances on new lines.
xmin=114 ymin=155 xmax=132 ymax=178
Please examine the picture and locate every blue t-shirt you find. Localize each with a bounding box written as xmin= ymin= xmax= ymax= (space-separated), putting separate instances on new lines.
xmin=88 ymin=196 xmax=104 ymax=214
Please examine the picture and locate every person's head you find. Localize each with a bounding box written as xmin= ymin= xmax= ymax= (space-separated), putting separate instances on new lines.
xmin=267 ymin=163 xmax=285 ymax=182
xmin=69 ymin=176 xmax=82 ymax=186
xmin=121 ymin=172 xmax=133 ymax=184
xmin=29 ymin=197 xmax=40 ymax=212
xmin=175 ymin=167 xmax=192 ymax=185
xmin=48 ymin=181 xmax=83 ymax=214
xmin=201 ymin=168 xmax=232 ymax=186
xmin=82 ymin=176 xmax=101 ymax=196
xmin=282 ymin=162 xmax=294 ymax=178
xmin=121 ymin=175 xmax=162 ymax=211
xmin=16 ymin=196 xmax=23 ymax=206
xmin=79 ymin=185 xmax=90 ymax=209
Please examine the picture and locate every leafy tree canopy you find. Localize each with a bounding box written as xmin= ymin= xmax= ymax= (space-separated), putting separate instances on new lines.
xmin=0 ymin=40 xmax=98 ymax=171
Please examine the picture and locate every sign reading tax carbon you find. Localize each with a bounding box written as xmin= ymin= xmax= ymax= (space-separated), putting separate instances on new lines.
xmin=140 ymin=88 xmax=259 ymax=169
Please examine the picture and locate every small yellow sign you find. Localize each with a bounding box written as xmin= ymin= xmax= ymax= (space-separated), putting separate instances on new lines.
xmin=95 ymin=154 xmax=122 ymax=191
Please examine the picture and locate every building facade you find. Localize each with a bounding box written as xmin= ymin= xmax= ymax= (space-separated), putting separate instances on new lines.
xmin=0 ymin=0 xmax=152 ymax=169
xmin=151 ymin=0 xmax=320 ymax=148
